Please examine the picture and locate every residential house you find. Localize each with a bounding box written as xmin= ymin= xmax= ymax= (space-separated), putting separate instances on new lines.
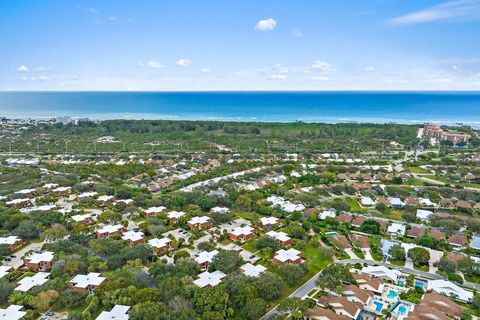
xmin=96 ymin=224 xmax=126 ymax=239
xmin=193 ymin=270 xmax=226 ymax=288
xmin=24 ymin=251 xmax=54 ymax=272
xmin=121 ymin=231 xmax=145 ymax=246
xmin=229 ymin=226 xmax=255 ymax=243
xmin=317 ymin=296 xmax=363 ymax=319
xmin=187 ymin=216 xmax=210 ymax=230
xmin=266 ymin=230 xmax=292 ymax=246
xmin=15 ymin=272 xmax=50 ymax=292
xmin=68 ymin=272 xmax=106 ymax=292
xmin=428 ymin=279 xmax=473 ymax=302
xmin=0 ymin=236 xmax=23 ymax=250
xmin=194 ymin=250 xmax=218 ymax=270
xmin=448 ymin=234 xmax=468 ymax=249
xmin=259 ymin=216 xmax=279 ymax=231
xmin=0 ymin=305 xmax=26 ymax=320
xmin=272 ymin=248 xmax=301 ymax=265
xmin=240 ymin=263 xmax=267 ymax=277
xmin=96 ymin=305 xmax=130 ymax=320
xmin=148 ymin=237 xmax=172 ymax=255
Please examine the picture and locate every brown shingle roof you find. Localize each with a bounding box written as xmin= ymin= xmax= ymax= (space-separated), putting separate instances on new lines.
xmin=429 ymin=229 xmax=446 ymax=240
xmin=351 ymin=216 xmax=366 ymax=227
xmin=350 ymin=234 xmax=369 ymax=248
xmin=335 ymin=213 xmax=352 ymax=223
xmin=448 ymin=234 xmax=468 ymax=246
xmin=304 ymin=307 xmax=351 ymax=320
xmin=407 ymin=227 xmax=425 ymax=238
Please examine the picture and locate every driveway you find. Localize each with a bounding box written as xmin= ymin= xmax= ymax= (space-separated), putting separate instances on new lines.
xmin=2 ymin=241 xmax=45 ymax=269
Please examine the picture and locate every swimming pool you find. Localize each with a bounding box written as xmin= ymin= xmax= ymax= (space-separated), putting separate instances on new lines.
xmin=326 ymin=232 xmax=338 ymax=237
xmin=387 ymin=290 xmax=398 ymax=299
xmin=414 ymin=281 xmax=425 ymax=288
xmin=397 ymin=280 xmax=405 ymax=287
xmin=373 ymin=301 xmax=384 ymax=312
xmin=398 ymin=305 xmax=407 ymax=315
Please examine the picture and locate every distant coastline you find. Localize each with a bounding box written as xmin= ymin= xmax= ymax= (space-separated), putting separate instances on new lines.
xmin=1 ymin=91 xmax=479 ymax=127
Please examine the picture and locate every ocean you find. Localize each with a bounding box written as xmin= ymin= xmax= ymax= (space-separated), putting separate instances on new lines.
xmin=0 ymin=91 xmax=479 ymax=126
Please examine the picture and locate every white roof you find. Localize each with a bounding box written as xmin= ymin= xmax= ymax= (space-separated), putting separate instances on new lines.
xmin=428 ymin=279 xmax=473 ymax=302
xmin=20 ymin=204 xmax=57 ymax=213
xmin=121 ymin=231 xmax=144 ymax=242
xmin=97 ymin=224 xmax=124 ymax=234
xmin=15 ymin=272 xmax=50 ymax=292
xmin=71 ymin=213 xmax=94 ymax=222
xmin=266 ymin=230 xmax=291 ymax=242
xmin=6 ymin=198 xmax=31 ymax=205
xmin=15 ymin=188 xmax=36 ymax=195
xmin=274 ymin=248 xmax=301 ymax=263
xmin=361 ymin=197 xmax=376 ymax=206
xmin=148 ymin=237 xmax=171 ymax=249
xmin=195 ymin=250 xmax=218 ymax=264
xmin=167 ymin=210 xmax=186 ymax=219
xmin=26 ymin=251 xmax=54 ymax=264
xmin=388 ymin=197 xmax=405 ymax=207
xmin=193 ymin=270 xmax=226 ymax=288
xmin=96 ymin=305 xmax=130 ymax=320
xmin=78 ymin=191 xmax=98 ymax=198
xmin=362 ymin=265 xmax=402 ymax=282
xmin=145 ymin=206 xmax=166 ymax=214
xmin=52 ymin=186 xmax=71 ymax=192
xmin=260 ymin=216 xmax=279 ymax=226
xmin=0 ymin=236 xmax=21 ymax=245
xmin=416 ymin=209 xmax=433 ymax=221
xmin=70 ymin=272 xmax=106 ymax=289
xmin=211 ymin=206 xmax=230 ymax=214
xmin=97 ymin=195 xmax=114 ymax=202
xmin=188 ymin=216 xmax=210 ymax=225
xmin=0 ymin=266 xmax=12 ymax=280
xmin=318 ymin=209 xmax=336 ymax=220
xmin=43 ymin=183 xmax=59 ymax=189
xmin=0 ymin=305 xmax=26 ymax=320
xmin=230 ymin=226 xmax=254 ymax=236
xmin=387 ymin=223 xmax=406 ymax=235
xmin=240 ymin=263 xmax=267 ymax=277
xmin=419 ymin=198 xmax=435 ymax=207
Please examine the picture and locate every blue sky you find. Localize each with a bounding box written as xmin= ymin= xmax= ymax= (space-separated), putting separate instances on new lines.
xmin=1 ymin=0 xmax=480 ymax=91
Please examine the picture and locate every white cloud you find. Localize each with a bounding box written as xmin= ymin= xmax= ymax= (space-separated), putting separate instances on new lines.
xmin=108 ymin=16 xmax=118 ymax=21
xmin=21 ymin=75 xmax=50 ymax=81
xmin=200 ymin=68 xmax=212 ymax=73
xmin=16 ymin=65 xmax=29 ymax=73
xmin=176 ymin=58 xmax=192 ymax=67
xmin=312 ymin=76 xmax=329 ymax=81
xmin=292 ymin=30 xmax=303 ymax=37
xmin=147 ymin=61 xmax=165 ymax=69
xmin=34 ymin=66 xmax=49 ymax=72
xmin=389 ymin=0 xmax=480 ymax=25
xmin=254 ymin=18 xmax=277 ymax=31
xmin=85 ymin=7 xmax=98 ymax=14
xmin=363 ymin=66 xmax=375 ymax=72
xmin=269 ymin=74 xmax=287 ymax=80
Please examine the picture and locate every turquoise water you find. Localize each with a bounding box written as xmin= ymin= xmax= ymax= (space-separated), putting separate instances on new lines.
xmin=398 ymin=305 xmax=407 ymax=315
xmin=1 ymin=92 xmax=480 ymax=126
xmin=326 ymin=232 xmax=338 ymax=237
xmin=387 ymin=290 xmax=399 ymax=299
xmin=415 ymin=281 xmax=425 ymax=288
xmin=373 ymin=301 xmax=384 ymax=312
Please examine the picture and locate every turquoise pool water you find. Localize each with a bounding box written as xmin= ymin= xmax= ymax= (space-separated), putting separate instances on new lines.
xmin=397 ymin=280 xmax=405 ymax=287
xmin=415 ymin=281 xmax=425 ymax=288
xmin=387 ymin=290 xmax=398 ymax=299
xmin=373 ymin=301 xmax=383 ymax=312
xmin=326 ymin=232 xmax=338 ymax=237
xmin=398 ymin=305 xmax=407 ymax=315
